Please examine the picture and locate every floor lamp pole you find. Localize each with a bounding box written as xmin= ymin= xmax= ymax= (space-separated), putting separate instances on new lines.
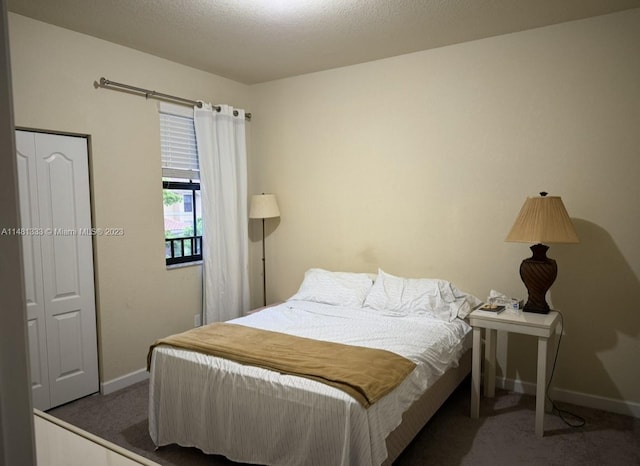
xmin=249 ymin=193 xmax=280 ymax=308
xmin=261 ymin=217 xmax=266 ymax=307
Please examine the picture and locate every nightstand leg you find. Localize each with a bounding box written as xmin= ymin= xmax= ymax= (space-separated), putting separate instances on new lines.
xmin=471 ymin=327 xmax=481 ymax=418
xmin=536 ymin=337 xmax=548 ymax=437
xmin=545 ymin=329 xmax=558 ymax=413
xmin=484 ymin=329 xmax=497 ymax=397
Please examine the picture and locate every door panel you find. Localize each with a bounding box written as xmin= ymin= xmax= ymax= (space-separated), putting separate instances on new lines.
xmin=35 ymin=133 xmax=98 ymax=408
xmin=16 ymin=130 xmax=50 ymax=411
xmin=51 ymin=309 xmax=83 ymax=378
xmin=43 ymin=152 xmax=81 ymax=297
xmin=27 ymin=318 xmax=50 ymax=410
xmin=17 ymin=130 xmax=98 ymax=410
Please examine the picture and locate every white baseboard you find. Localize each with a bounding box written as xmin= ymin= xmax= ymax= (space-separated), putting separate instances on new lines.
xmin=496 ymin=377 xmax=640 ymax=418
xmin=100 ymin=368 xmax=149 ymax=395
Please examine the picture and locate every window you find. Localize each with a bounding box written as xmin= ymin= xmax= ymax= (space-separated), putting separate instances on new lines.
xmin=183 ymin=193 xmax=193 ymax=213
xmin=160 ymin=103 xmax=202 ymax=265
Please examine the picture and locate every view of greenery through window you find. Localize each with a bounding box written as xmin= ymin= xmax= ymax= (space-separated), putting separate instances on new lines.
xmin=163 ymin=186 xmax=202 ymax=259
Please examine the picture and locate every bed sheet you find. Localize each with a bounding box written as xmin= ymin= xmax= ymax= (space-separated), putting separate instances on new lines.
xmin=149 ymin=301 xmax=471 ymax=466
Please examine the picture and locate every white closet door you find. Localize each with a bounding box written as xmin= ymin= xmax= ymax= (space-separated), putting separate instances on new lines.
xmin=17 ymin=130 xmax=99 ymax=409
xmin=35 ymin=133 xmax=99 ymax=407
xmin=16 ymin=131 xmax=50 ymax=410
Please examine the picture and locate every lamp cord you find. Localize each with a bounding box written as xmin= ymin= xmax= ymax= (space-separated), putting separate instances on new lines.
xmin=545 ymin=310 xmax=586 ymax=428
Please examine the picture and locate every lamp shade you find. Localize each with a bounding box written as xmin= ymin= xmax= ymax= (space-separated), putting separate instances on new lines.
xmin=506 ymin=195 xmax=579 ymax=244
xmin=249 ymin=194 xmax=280 ymax=219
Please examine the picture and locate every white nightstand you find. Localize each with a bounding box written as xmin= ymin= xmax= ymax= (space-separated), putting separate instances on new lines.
xmin=469 ymin=309 xmax=560 ymax=437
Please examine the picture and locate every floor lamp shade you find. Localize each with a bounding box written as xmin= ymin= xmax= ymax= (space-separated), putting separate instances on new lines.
xmin=506 ymin=193 xmax=579 ymax=314
xmin=249 ymin=194 xmax=280 ymax=307
xmin=249 ymin=194 xmax=280 ymax=220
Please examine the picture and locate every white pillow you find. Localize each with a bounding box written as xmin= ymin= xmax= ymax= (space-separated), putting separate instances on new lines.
xmin=364 ymin=269 xmax=482 ymax=321
xmin=288 ymin=268 xmax=374 ymax=307
xmin=363 ymin=269 xmax=442 ymax=315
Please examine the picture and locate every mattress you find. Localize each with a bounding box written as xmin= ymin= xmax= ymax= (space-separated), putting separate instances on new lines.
xmin=149 ymin=301 xmax=472 ymax=466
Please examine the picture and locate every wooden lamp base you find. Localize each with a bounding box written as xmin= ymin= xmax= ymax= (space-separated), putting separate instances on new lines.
xmin=519 ymin=243 xmax=557 ymax=314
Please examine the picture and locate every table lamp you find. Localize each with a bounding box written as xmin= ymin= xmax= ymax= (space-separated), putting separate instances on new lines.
xmin=505 ymin=192 xmax=579 ymax=314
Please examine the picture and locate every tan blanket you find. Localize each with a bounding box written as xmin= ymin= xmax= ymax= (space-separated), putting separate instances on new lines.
xmin=147 ymin=322 xmax=416 ymax=407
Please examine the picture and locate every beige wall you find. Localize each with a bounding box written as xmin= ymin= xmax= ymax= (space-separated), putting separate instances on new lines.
xmin=8 ymin=13 xmax=250 ymax=382
xmin=9 ymin=8 xmax=640 ymax=411
xmin=249 ymin=10 xmax=640 ymax=408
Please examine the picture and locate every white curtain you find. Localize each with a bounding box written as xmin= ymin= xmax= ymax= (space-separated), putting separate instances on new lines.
xmin=194 ymin=103 xmax=249 ymax=323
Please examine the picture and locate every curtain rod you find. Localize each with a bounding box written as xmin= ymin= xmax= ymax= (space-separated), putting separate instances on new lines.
xmin=96 ymin=77 xmax=252 ymax=120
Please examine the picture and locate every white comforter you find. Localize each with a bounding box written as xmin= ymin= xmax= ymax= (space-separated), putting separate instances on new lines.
xmin=149 ymin=301 xmax=471 ymax=466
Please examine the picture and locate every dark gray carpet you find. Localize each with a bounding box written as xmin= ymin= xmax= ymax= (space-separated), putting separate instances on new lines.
xmin=48 ymin=379 xmax=640 ymax=465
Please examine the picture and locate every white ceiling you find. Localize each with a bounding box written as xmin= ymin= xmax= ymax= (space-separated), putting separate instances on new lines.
xmin=8 ymin=0 xmax=640 ymax=84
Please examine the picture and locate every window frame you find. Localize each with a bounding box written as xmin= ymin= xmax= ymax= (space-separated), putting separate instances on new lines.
xmin=159 ymin=102 xmax=202 ymax=266
xmin=163 ymin=180 xmax=202 ymax=265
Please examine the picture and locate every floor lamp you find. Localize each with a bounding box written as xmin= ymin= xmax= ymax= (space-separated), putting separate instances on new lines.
xmin=249 ymin=194 xmax=280 ymax=307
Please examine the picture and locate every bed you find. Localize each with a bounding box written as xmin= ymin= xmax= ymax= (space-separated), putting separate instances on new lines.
xmin=148 ymin=268 xmax=481 ymax=465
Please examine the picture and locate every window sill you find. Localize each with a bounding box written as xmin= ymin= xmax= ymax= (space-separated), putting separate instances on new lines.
xmin=166 ymin=260 xmax=203 ymax=270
